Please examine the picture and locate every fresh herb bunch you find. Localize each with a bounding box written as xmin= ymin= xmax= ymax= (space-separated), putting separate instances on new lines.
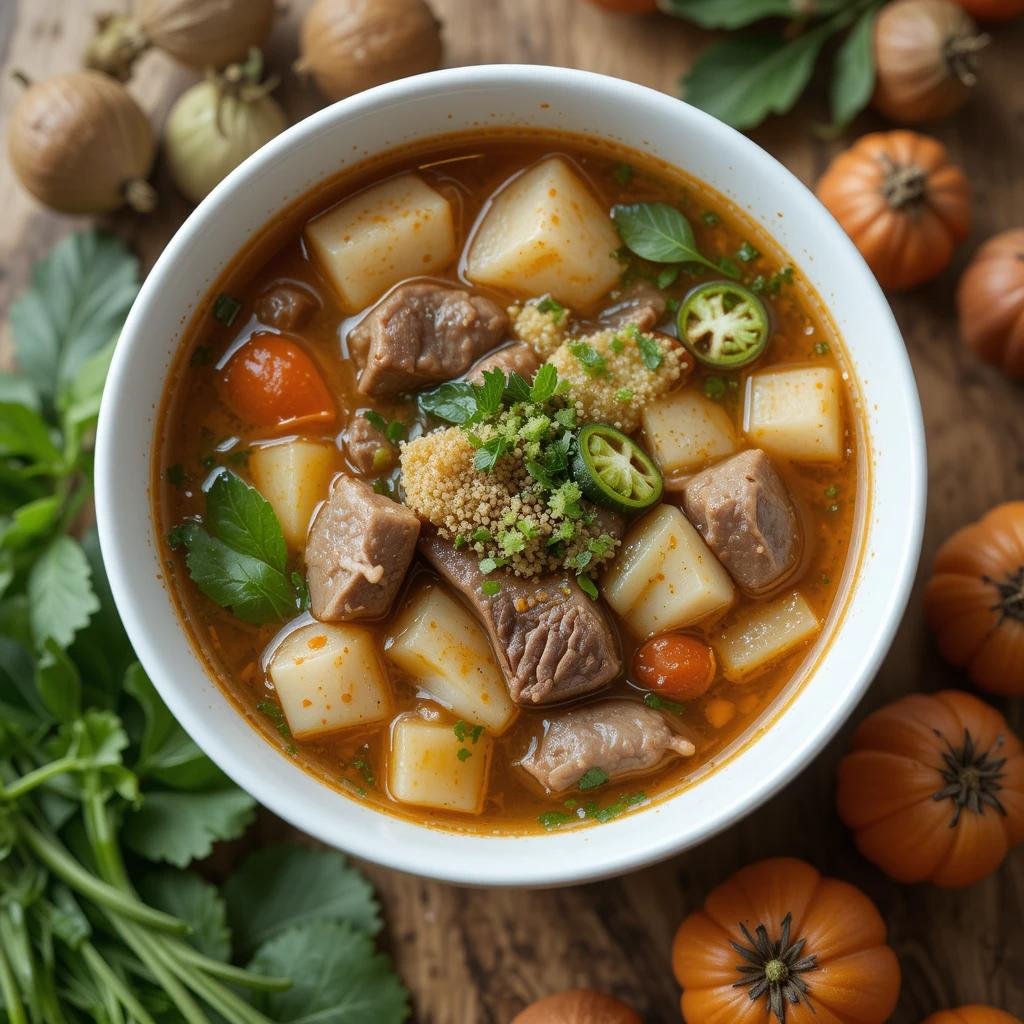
xmin=663 ymin=0 xmax=883 ymax=130
xmin=0 ymin=231 xmax=408 ymax=1024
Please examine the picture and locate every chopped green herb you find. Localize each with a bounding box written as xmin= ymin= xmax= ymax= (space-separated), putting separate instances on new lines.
xmin=456 ymin=747 xmax=472 ymax=762
xmin=635 ymin=332 xmax=664 ymax=371
xmin=453 ymin=721 xmax=469 ymax=742
xmin=469 ymin=724 xmax=484 ymax=744
xmin=666 ymin=297 xmax=681 ymax=316
xmin=814 ymin=341 xmax=831 ymax=356
xmin=351 ymin=752 xmax=375 ymax=786
xmin=609 ymin=335 xmax=626 ymax=354
xmin=717 ymin=255 xmax=743 ymax=280
xmin=536 ymin=296 xmax=567 ymax=324
xmin=643 ymin=692 xmax=686 ymax=715
xmin=471 ymin=527 xmax=492 ymax=544
xmin=766 ymin=266 xmax=795 ymax=296
xmin=825 ymin=484 xmax=839 ymax=498
xmin=656 ymin=265 xmax=680 ymax=290
xmin=257 ymin=698 xmax=297 ymax=755
xmin=615 ymin=388 xmax=634 ymax=403
xmin=473 ymin=436 xmax=509 ymax=472
xmin=479 ymin=557 xmax=499 ymax=575
xmin=703 ymin=376 xmax=727 ymax=401
xmin=166 ymin=463 xmax=186 ymax=486
xmin=736 ymin=241 xmax=760 ymax=263
xmin=586 ymin=791 xmax=647 ymax=823
xmin=701 ymin=210 xmax=720 ymax=226
xmin=577 ymin=574 xmax=599 ymax=600
xmin=213 ymin=293 xmax=241 ymax=326
xmin=538 ymin=811 xmax=574 ymax=830
xmin=612 ymin=162 xmax=634 ymax=187
xmin=821 ymin=573 xmax=832 ymax=585
xmin=481 ymin=580 xmax=501 ymax=597
xmin=750 ymin=274 xmax=767 ymax=293
xmin=577 ymin=767 xmax=610 ymax=791
xmin=569 ymin=341 xmax=607 ymax=378
xmin=454 ymin=533 xmax=468 ymax=549
xmin=570 ymin=549 xmax=593 ymax=571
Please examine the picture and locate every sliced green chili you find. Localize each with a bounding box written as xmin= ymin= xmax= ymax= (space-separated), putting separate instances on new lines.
xmin=570 ymin=424 xmax=663 ymax=514
xmin=677 ymin=280 xmax=770 ymax=369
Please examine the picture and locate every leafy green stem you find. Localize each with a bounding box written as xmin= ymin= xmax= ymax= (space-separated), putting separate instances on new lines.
xmin=170 ymin=942 xmax=292 ymax=992
xmin=83 ymin=782 xmax=131 ymax=891
xmin=0 ymin=937 xmax=27 ymax=1024
xmin=0 ymin=756 xmax=85 ymax=801
xmin=80 ymin=943 xmax=160 ymax=1024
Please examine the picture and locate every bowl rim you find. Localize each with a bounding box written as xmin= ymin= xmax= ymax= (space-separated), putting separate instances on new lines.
xmin=95 ymin=64 xmax=926 ymax=887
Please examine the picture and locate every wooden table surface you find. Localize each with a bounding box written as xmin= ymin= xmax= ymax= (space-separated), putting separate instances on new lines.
xmin=2 ymin=2 xmax=1022 ymax=1022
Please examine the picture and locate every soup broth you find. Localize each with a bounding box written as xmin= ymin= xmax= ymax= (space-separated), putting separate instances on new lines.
xmin=157 ymin=132 xmax=860 ymax=835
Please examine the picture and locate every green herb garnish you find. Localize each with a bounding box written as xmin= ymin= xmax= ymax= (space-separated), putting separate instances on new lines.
xmin=701 ymin=210 xmax=721 ymax=226
xmin=612 ymin=162 xmax=634 ymax=186
xmin=537 ymin=296 xmax=567 ymax=323
xmin=578 ymin=767 xmax=610 ymax=791
xmin=612 ymin=202 xmax=721 ymax=273
xmin=737 ymin=241 xmax=760 ymax=263
xmin=814 ymin=341 xmax=831 ymax=356
xmin=213 ymin=293 xmax=242 ymax=326
xmin=643 ymin=691 xmax=687 ymax=715
xmin=569 ymin=341 xmax=608 ymax=378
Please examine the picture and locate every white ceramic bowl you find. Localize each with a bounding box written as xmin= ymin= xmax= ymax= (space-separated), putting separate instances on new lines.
xmin=96 ymin=65 xmax=925 ymax=887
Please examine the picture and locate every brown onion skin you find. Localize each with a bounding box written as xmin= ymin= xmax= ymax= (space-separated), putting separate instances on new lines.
xmin=957 ymin=229 xmax=1024 ymax=379
xmin=511 ymin=990 xmax=642 ymax=1024
xmin=872 ymin=0 xmax=987 ymax=123
xmin=140 ymin=0 xmax=275 ymax=69
xmin=296 ymin=0 xmax=443 ymax=102
xmin=954 ymin=0 xmax=1024 ymax=21
xmin=8 ymin=70 xmax=155 ymax=214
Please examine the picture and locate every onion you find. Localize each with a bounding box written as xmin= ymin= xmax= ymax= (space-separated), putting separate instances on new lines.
xmin=164 ymin=50 xmax=287 ymax=203
xmin=873 ymin=0 xmax=989 ymax=123
xmin=294 ymin=0 xmax=443 ymax=103
xmin=7 ymin=70 xmax=156 ymax=215
xmin=86 ymin=0 xmax=275 ymax=81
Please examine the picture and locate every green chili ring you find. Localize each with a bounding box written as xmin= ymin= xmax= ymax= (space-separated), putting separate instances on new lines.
xmin=571 ymin=424 xmax=663 ymax=514
xmin=677 ymin=280 xmax=770 ymax=369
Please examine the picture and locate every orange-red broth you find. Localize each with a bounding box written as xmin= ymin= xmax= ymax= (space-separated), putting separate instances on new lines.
xmin=156 ymin=135 xmax=858 ymax=835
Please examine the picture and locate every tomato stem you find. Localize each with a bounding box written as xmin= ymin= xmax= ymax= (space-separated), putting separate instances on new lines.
xmin=730 ymin=912 xmax=817 ymax=1023
xmin=932 ymin=728 xmax=1008 ymax=827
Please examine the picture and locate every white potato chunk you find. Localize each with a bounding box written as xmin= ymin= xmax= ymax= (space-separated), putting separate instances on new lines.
xmin=388 ymin=713 xmax=492 ymax=814
xmin=642 ymin=389 xmax=737 ymax=477
xmin=305 ymin=173 xmax=456 ymax=312
xmin=268 ymin=623 xmax=392 ymax=739
xmin=714 ymin=591 xmax=820 ymax=682
xmin=602 ymin=504 xmax=734 ymax=637
xmin=465 ymin=157 xmax=622 ymax=308
xmin=249 ymin=440 xmax=336 ymax=549
xmin=386 ymin=585 xmax=516 ymax=735
xmin=744 ymin=366 xmax=843 ymax=463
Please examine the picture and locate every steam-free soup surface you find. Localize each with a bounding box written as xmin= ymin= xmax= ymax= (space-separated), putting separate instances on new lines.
xmin=158 ymin=135 xmax=858 ymax=835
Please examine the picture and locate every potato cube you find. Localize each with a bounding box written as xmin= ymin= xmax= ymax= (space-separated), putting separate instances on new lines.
xmin=249 ymin=440 xmax=337 ymax=549
xmin=465 ymin=157 xmax=622 ymax=308
xmin=305 ymin=173 xmax=456 ymax=312
xmin=386 ymin=585 xmax=516 ymax=735
xmin=602 ymin=504 xmax=734 ymax=637
xmin=642 ymin=390 xmax=737 ymax=476
xmin=388 ymin=714 xmax=492 ymax=814
xmin=268 ymin=623 xmax=392 ymax=739
xmin=744 ymin=366 xmax=843 ymax=463
xmin=714 ymin=591 xmax=820 ymax=681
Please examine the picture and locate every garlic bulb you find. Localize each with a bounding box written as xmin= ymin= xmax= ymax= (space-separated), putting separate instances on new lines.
xmin=164 ymin=52 xmax=287 ymax=203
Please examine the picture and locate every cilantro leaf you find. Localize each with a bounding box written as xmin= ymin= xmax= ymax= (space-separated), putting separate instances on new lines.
xmin=568 ymin=342 xmax=607 ymax=378
xmin=504 ymin=371 xmax=533 ymax=404
xmin=636 ymin=333 xmax=664 ymax=371
xmin=249 ymin=920 xmax=409 ymax=1024
xmin=225 ymin=845 xmax=381 ymax=959
xmin=122 ymin=788 xmax=256 ymax=867
xmin=473 ymin=437 xmax=508 ymax=472
xmin=28 ymin=536 xmax=100 ymax=651
xmin=205 ymin=471 xmax=286 ymax=571
xmin=475 ymin=368 xmax=507 ymax=417
xmin=417 ymin=382 xmax=478 ymax=424
xmin=138 ymin=869 xmax=231 ymax=961
xmin=529 ymin=363 xmax=558 ymax=404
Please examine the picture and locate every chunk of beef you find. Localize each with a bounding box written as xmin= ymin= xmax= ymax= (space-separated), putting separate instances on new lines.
xmin=255 ymin=283 xmax=318 ymax=331
xmin=520 ymin=700 xmax=695 ymax=792
xmin=467 ymin=342 xmax=541 ymax=384
xmin=345 ymin=412 xmax=393 ymax=476
xmin=682 ymin=448 xmax=801 ymax=596
xmin=419 ymin=532 xmax=621 ymax=705
xmin=600 ymin=282 xmax=667 ymax=332
xmin=306 ymin=476 xmax=419 ymax=621
xmin=347 ymin=282 xmax=507 ymax=396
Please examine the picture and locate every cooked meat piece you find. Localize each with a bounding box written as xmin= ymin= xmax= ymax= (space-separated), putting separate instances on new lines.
xmin=306 ymin=476 xmax=420 ymax=621
xmin=467 ymin=342 xmax=541 ymax=384
xmin=600 ymin=281 xmax=668 ymax=332
xmin=682 ymin=448 xmax=801 ymax=596
xmin=347 ymin=282 xmax=507 ymax=396
xmin=345 ymin=412 xmax=393 ymax=476
xmin=255 ymin=283 xmax=318 ymax=330
xmin=520 ymin=700 xmax=695 ymax=792
xmin=419 ymin=532 xmax=621 ymax=705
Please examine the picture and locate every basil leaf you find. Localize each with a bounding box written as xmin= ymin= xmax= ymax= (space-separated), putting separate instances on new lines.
xmin=205 ymin=471 xmax=287 ymax=572
xmin=417 ymin=382 xmax=478 ymax=424
xmin=612 ymin=203 xmax=718 ymax=272
xmin=680 ymin=23 xmax=836 ymax=131
xmin=831 ymin=5 xmax=878 ymax=127
xmin=660 ymin=0 xmax=812 ymax=28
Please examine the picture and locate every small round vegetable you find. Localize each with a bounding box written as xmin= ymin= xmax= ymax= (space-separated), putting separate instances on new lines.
xmin=922 ymin=1008 xmax=1023 ymax=1024
xmin=923 ymin=502 xmax=1024 ymax=694
xmin=817 ymin=130 xmax=971 ymax=291
xmin=584 ymin=0 xmax=659 ymax=12
xmin=873 ymin=0 xmax=989 ymax=123
xmin=511 ymin=990 xmax=641 ymax=1024
xmin=677 ymin=280 xmax=770 ymax=368
xmin=220 ymin=334 xmax=336 ymax=431
xmin=956 ymin=229 xmax=1024 ymax=379
xmin=165 ymin=51 xmax=287 ymax=203
xmin=954 ymin=0 xmax=1024 ymax=22
xmin=7 ymin=70 xmax=156 ymax=215
xmin=633 ymin=634 xmax=716 ymax=700
xmin=85 ymin=0 xmax=275 ymax=81
xmin=837 ymin=690 xmax=1024 ymax=887
xmin=571 ymin=424 xmax=663 ymax=514
xmin=673 ymin=857 xmax=901 ymax=1024
xmin=294 ymin=0 xmax=443 ymax=103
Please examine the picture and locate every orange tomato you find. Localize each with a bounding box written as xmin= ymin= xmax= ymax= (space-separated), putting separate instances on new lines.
xmin=633 ymin=634 xmax=715 ymax=700
xmin=672 ymin=857 xmax=901 ymax=1024
xmin=584 ymin=0 xmax=659 ymax=11
xmin=220 ymin=333 xmax=336 ymax=432
xmin=837 ymin=690 xmax=1024 ymax=888
xmin=954 ymin=0 xmax=1024 ymax=21
xmin=922 ymin=1008 xmax=1023 ymax=1024
xmin=923 ymin=502 xmax=1024 ymax=695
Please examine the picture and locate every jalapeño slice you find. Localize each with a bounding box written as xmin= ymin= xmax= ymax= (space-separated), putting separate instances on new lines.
xmin=677 ymin=280 xmax=770 ymax=368
xmin=571 ymin=424 xmax=663 ymax=514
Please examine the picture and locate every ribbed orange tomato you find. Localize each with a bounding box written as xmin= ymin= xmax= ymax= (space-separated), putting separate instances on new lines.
xmin=672 ymin=857 xmax=901 ymax=1024
xmin=921 ymin=1007 xmax=1023 ymax=1024
xmin=837 ymin=690 xmax=1024 ymax=888
xmin=923 ymin=502 xmax=1024 ymax=695
xmin=954 ymin=0 xmax=1024 ymax=21
xmin=817 ymin=131 xmax=971 ymax=291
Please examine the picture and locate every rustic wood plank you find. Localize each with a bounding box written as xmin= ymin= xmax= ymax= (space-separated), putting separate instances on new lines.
xmin=1 ymin=2 xmax=1022 ymax=1021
